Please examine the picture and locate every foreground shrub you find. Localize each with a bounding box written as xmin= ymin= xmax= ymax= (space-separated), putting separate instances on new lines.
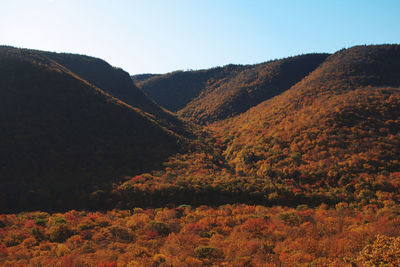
xmin=358 ymin=235 xmax=400 ymax=266
xmin=48 ymin=224 xmax=73 ymax=243
xmin=194 ymin=246 xmax=223 ymax=259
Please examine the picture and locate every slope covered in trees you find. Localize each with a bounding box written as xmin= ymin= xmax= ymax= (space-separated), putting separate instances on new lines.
xmin=135 ymin=65 xmax=245 ymax=112
xmin=84 ymin=44 xmax=400 ymax=211
xmin=136 ymin=54 xmax=329 ymax=124
xmin=131 ymin=73 xmax=161 ymax=84
xmin=2 ymin=44 xmax=400 ymax=266
xmin=179 ymin=54 xmax=329 ymax=124
xmin=0 ymin=46 xmax=191 ymax=212
xmin=44 ymin=52 xmax=191 ymax=136
xmin=214 ymin=45 xmax=400 ymax=188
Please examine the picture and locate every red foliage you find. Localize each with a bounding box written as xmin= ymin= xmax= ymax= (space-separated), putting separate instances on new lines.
xmin=24 ymin=220 xmax=35 ymax=228
xmin=0 ymin=244 xmax=8 ymax=257
xmin=145 ymin=230 xmax=159 ymax=239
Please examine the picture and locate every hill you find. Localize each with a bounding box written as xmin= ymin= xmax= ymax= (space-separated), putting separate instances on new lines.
xmin=1 ymin=44 xmax=400 ymax=267
xmin=137 ymin=54 xmax=329 ymax=124
xmin=178 ymin=54 xmax=329 ymax=124
xmin=0 ymin=46 xmax=191 ymax=212
xmin=214 ymin=45 xmax=400 ymax=188
xmin=136 ymin=65 xmax=245 ymax=112
xmin=131 ymin=73 xmax=161 ymax=84
xmin=89 ymin=46 xmax=399 ymax=212
xmin=44 ymin=52 xmax=191 ymax=136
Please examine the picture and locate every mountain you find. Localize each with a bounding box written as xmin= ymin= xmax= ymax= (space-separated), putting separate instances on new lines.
xmin=135 ymin=65 xmax=245 ymax=112
xmin=2 ymin=44 xmax=400 ymax=267
xmin=0 ymin=46 xmax=191 ymax=212
xmin=131 ymin=73 xmax=161 ymax=84
xmin=44 ymin=52 xmax=191 ymax=136
xmin=178 ymin=54 xmax=330 ymax=124
xmin=136 ymin=54 xmax=329 ymax=124
xmin=215 ymin=45 xmax=400 ymax=187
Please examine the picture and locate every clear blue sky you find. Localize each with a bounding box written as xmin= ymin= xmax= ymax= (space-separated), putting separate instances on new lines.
xmin=1 ymin=0 xmax=399 ymax=74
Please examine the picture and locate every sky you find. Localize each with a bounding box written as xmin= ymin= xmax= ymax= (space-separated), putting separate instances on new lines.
xmin=1 ymin=0 xmax=400 ymax=74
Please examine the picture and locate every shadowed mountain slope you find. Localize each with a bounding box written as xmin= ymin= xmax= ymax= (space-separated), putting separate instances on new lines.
xmin=131 ymin=73 xmax=161 ymax=84
xmin=0 ymin=46 xmax=190 ymax=212
xmin=44 ymin=52 xmax=191 ymax=136
xmin=135 ymin=65 xmax=245 ymax=112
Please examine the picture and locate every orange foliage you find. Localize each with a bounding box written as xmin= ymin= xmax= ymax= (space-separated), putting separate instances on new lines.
xmin=1 ymin=204 xmax=400 ymax=266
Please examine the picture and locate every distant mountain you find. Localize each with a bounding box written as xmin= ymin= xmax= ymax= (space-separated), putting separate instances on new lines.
xmin=0 ymin=46 xmax=191 ymax=212
xmin=216 ymin=45 xmax=400 ymax=186
xmin=136 ymin=54 xmax=329 ymax=124
xmin=131 ymin=73 xmax=161 ymax=84
xmin=135 ymin=65 xmax=245 ymax=112
xmin=178 ymin=54 xmax=330 ymax=124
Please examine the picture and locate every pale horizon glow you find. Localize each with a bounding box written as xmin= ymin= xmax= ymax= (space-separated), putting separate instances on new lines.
xmin=1 ymin=0 xmax=400 ymax=75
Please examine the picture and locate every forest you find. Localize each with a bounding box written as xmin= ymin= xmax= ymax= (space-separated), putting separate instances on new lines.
xmin=1 ymin=44 xmax=400 ymax=266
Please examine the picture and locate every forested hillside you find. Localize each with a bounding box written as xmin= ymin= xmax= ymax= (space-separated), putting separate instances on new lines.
xmin=179 ymin=54 xmax=329 ymax=124
xmin=135 ymin=65 xmax=245 ymax=112
xmin=131 ymin=73 xmax=161 ymax=84
xmin=97 ymin=45 xmax=400 ymax=211
xmin=137 ymin=54 xmax=329 ymax=124
xmin=0 ymin=46 xmax=191 ymax=212
xmin=2 ymin=44 xmax=400 ymax=266
xmin=215 ymin=44 xmax=400 ymax=188
xmin=45 ymin=52 xmax=191 ymax=136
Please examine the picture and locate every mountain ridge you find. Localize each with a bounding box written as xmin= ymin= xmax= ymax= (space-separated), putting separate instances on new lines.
xmin=0 ymin=46 xmax=191 ymax=212
xmin=135 ymin=53 xmax=329 ymax=124
xmin=214 ymin=44 xmax=400 ymax=184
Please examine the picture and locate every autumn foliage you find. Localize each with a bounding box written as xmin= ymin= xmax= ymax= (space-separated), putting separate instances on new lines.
xmin=1 ymin=204 xmax=400 ymax=266
xmin=1 ymin=44 xmax=400 ymax=265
